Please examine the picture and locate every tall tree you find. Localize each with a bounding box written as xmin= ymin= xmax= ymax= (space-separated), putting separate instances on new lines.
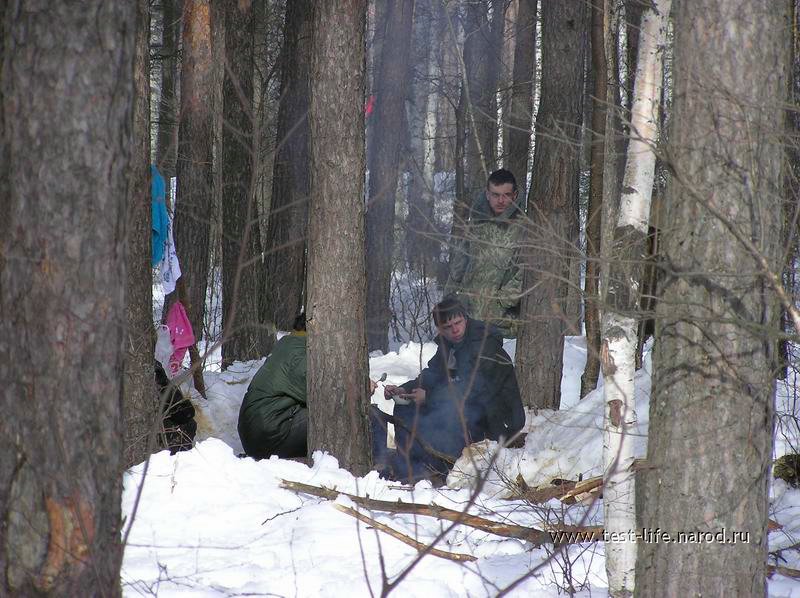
xmin=365 ymin=0 xmax=415 ymax=352
xmin=580 ymin=0 xmax=609 ymax=398
xmin=507 ymin=0 xmax=537 ymax=193
xmin=307 ymin=0 xmax=372 ymax=475
xmin=600 ymin=0 xmax=670 ymax=592
xmin=221 ymin=0 xmax=264 ymax=367
xmin=172 ymin=0 xmax=214 ymax=346
xmin=451 ymin=0 xmax=505 ymax=250
xmin=125 ymin=0 xmax=157 ymax=467
xmin=262 ymin=0 xmax=313 ymax=338
xmin=405 ymin=0 xmax=441 ymax=274
xmin=156 ymin=0 xmax=180 ymax=190
xmin=637 ymin=0 xmax=787 ymax=594
xmin=0 ymin=3 xmax=135 ymax=593
xmin=516 ymin=0 xmax=587 ymax=410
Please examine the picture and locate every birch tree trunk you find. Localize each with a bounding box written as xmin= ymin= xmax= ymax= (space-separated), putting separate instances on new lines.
xmin=637 ymin=0 xmax=786 ymax=593
xmin=601 ymin=0 xmax=670 ymax=594
xmin=307 ymin=0 xmax=372 ymax=475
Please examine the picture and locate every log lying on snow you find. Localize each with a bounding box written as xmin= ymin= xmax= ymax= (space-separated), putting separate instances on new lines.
xmin=281 ymin=479 xmax=596 ymax=546
xmin=281 ymin=479 xmax=783 ymax=562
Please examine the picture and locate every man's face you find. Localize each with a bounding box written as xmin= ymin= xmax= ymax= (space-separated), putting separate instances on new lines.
xmin=437 ymin=314 xmax=467 ymax=344
xmin=486 ymin=182 xmax=517 ymax=216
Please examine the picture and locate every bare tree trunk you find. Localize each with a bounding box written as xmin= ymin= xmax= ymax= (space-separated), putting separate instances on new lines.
xmin=601 ymin=1 xmax=670 ymax=593
xmin=623 ymin=0 xmax=646 ymax=114
xmin=517 ymin=0 xmax=587 ymax=410
xmin=406 ymin=0 xmax=440 ymax=274
xmin=172 ymin=0 xmax=214 ymax=353
xmin=580 ymin=0 xmax=609 ymax=399
xmin=779 ymin=0 xmax=800 ymax=380
xmin=307 ymin=0 xmax=372 ymax=475
xmin=125 ymin=0 xmax=157 ymax=467
xmin=637 ymin=0 xmax=787 ymax=594
xmin=156 ymin=0 xmax=180 ymax=187
xmin=0 ymin=3 xmax=134 ymax=592
xmin=365 ymin=0 xmax=414 ymax=353
xmin=507 ymin=0 xmax=537 ymax=195
xmin=221 ymin=0 xmax=264 ymax=367
xmin=263 ymin=0 xmax=313 ymax=338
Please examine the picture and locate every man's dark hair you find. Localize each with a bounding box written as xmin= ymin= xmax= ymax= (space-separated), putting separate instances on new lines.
xmin=487 ymin=168 xmax=517 ymax=192
xmin=292 ymin=312 xmax=306 ymax=331
xmin=432 ymin=297 xmax=468 ymax=327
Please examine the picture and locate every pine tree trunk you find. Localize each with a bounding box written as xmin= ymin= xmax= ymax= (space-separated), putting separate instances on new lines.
xmin=125 ymin=0 xmax=157 ymax=468
xmin=0 ymin=3 xmax=134 ymax=593
xmin=601 ymin=1 xmax=670 ymax=593
xmin=307 ymin=0 xmax=372 ymax=475
xmin=173 ymin=0 xmax=214 ymax=341
xmin=263 ymin=0 xmax=313 ymax=336
xmin=580 ymin=0 xmax=609 ymax=399
xmin=517 ymin=0 xmax=587 ymax=410
xmin=507 ymin=0 xmax=537 ymax=195
xmin=637 ymin=0 xmax=786 ymax=594
xmin=365 ymin=0 xmax=414 ymax=353
xmin=221 ymin=0 xmax=265 ymax=367
xmin=156 ymin=0 xmax=180 ymax=185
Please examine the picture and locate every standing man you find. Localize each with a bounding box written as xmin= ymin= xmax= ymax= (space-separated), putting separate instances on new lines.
xmin=379 ymin=297 xmax=525 ymax=481
xmin=446 ymin=168 xmax=525 ymax=337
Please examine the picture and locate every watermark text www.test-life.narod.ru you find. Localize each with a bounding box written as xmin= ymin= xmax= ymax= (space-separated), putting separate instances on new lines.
xmin=550 ymin=528 xmax=751 ymax=544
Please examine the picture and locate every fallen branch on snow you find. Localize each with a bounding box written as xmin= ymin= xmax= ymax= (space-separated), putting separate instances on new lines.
xmin=333 ymin=503 xmax=477 ymax=562
xmin=281 ymin=479 xmax=601 ymax=546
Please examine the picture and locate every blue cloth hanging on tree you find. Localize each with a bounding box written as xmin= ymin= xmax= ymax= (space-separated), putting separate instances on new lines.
xmin=151 ymin=165 xmax=169 ymax=267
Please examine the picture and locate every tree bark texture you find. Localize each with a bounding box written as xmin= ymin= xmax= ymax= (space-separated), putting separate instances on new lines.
xmin=405 ymin=0 xmax=440 ymax=274
xmin=636 ymin=1 xmax=787 ymax=594
xmin=507 ymin=0 xmax=537 ymax=196
xmin=365 ymin=0 xmax=414 ymax=353
xmin=221 ymin=0 xmax=265 ymax=367
xmin=156 ymin=0 xmax=180 ymax=183
xmin=601 ymin=0 xmax=670 ymax=593
xmin=464 ymin=0 xmax=504 ymax=199
xmin=580 ymin=0 xmax=609 ymax=399
xmin=598 ymin=0 xmax=626 ymax=320
xmin=0 ymin=3 xmax=135 ymax=593
xmin=623 ymin=0 xmax=646 ymax=114
xmin=124 ymin=0 xmax=157 ymax=468
xmin=307 ymin=0 xmax=372 ymax=475
xmin=516 ymin=0 xmax=587 ymax=410
xmin=263 ymin=0 xmax=313 ymax=337
xmin=173 ymin=0 xmax=214 ymax=340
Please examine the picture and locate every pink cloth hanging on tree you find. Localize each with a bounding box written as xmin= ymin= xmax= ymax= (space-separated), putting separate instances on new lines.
xmin=165 ymin=300 xmax=195 ymax=376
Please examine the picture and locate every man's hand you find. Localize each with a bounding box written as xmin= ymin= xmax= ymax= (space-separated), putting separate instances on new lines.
xmin=383 ymin=384 xmax=403 ymax=397
xmin=406 ymin=387 xmax=426 ymax=405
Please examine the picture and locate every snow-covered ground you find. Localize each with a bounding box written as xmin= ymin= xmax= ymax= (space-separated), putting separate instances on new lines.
xmin=122 ymin=337 xmax=800 ymax=597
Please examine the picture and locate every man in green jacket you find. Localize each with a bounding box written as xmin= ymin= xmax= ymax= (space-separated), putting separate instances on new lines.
xmin=445 ymin=168 xmax=524 ymax=337
xmin=238 ymin=314 xmax=308 ymax=459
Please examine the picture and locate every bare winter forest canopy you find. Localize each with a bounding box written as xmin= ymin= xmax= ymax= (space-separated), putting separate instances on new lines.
xmin=1 ymin=0 xmax=800 ymax=595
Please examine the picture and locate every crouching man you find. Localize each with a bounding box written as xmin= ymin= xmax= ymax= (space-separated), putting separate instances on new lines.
xmin=375 ymin=297 xmax=525 ymax=482
xmin=238 ymin=314 xmax=308 ymax=459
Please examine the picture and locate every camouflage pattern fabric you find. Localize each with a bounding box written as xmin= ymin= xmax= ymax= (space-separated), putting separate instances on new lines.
xmin=446 ymin=197 xmax=524 ymax=337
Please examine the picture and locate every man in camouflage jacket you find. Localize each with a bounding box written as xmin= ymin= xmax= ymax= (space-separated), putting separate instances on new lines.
xmin=445 ymin=169 xmax=524 ymax=337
